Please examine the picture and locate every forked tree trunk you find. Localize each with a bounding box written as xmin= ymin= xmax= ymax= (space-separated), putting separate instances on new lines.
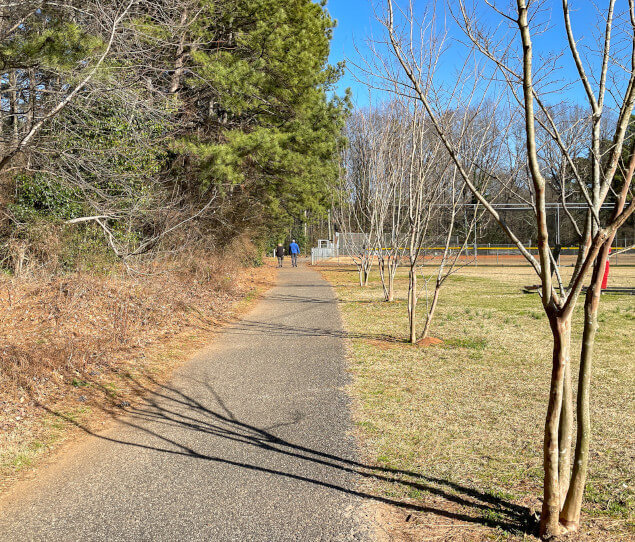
xmin=380 ymin=257 xmax=397 ymax=302
xmin=540 ymin=313 xmax=572 ymax=539
xmin=561 ymin=148 xmax=635 ymax=532
xmin=559 ymin=287 xmax=597 ymax=531
xmin=362 ymin=258 xmax=371 ymax=287
xmin=407 ymin=267 xmax=417 ymax=343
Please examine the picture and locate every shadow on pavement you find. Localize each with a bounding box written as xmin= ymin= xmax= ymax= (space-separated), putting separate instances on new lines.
xmin=39 ymin=375 xmax=537 ymax=537
xmin=227 ymin=317 xmax=408 ymax=343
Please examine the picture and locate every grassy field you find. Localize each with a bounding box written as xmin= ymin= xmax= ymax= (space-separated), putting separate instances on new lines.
xmin=319 ymin=264 xmax=634 ymax=541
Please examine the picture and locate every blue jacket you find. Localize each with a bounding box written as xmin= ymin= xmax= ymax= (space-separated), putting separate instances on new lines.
xmin=289 ymin=242 xmax=300 ymax=254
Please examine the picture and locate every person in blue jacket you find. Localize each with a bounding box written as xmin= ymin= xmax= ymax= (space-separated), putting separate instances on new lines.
xmin=289 ymin=239 xmax=300 ymax=267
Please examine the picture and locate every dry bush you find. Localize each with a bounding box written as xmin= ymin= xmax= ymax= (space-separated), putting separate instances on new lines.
xmin=1 ymin=221 xmax=118 ymax=277
xmin=0 ymin=247 xmax=272 ymax=443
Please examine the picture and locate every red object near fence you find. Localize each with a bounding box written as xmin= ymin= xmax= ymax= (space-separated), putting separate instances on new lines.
xmin=601 ymin=249 xmax=611 ymax=289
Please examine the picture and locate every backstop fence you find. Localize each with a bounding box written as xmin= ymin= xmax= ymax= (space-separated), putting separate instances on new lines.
xmin=311 ymin=236 xmax=635 ymax=266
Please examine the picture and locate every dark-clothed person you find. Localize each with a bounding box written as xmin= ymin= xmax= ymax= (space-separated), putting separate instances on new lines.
xmin=289 ymin=239 xmax=300 ymax=267
xmin=275 ymin=244 xmax=285 ymax=267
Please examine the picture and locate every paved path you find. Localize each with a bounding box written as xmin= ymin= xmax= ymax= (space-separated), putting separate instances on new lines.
xmin=0 ymin=265 xmax=372 ymax=541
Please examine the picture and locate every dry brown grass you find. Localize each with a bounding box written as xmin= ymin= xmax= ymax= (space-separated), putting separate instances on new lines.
xmin=319 ymin=263 xmax=634 ymax=541
xmin=0 ymin=254 xmax=276 ymax=492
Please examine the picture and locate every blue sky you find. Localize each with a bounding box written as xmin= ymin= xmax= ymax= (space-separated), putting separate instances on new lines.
xmin=325 ymin=1 xmax=630 ymax=111
xmin=326 ymin=1 xmax=382 ymax=106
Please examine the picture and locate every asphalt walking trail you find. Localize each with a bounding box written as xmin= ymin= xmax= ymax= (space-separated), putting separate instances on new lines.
xmin=0 ymin=264 xmax=373 ymax=541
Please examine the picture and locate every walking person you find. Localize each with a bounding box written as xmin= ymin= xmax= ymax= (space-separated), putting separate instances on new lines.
xmin=275 ymin=243 xmax=285 ymax=267
xmin=289 ymin=239 xmax=300 ymax=267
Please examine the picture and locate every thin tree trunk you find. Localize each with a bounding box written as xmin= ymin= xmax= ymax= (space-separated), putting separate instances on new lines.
xmin=559 ymin=277 xmax=598 ymax=531
xmin=561 ymin=143 xmax=635 ymax=530
xmin=26 ymin=68 xmax=35 ymax=132
xmin=387 ymin=258 xmax=395 ymax=302
xmin=378 ymin=257 xmax=389 ymax=301
xmin=363 ymin=257 xmax=371 ymax=287
xmin=408 ymin=267 xmax=417 ymax=343
xmin=422 ymin=281 xmax=440 ymax=339
xmin=9 ymin=69 xmax=18 ymax=145
xmin=169 ymin=9 xmax=189 ymax=96
xmin=539 ymin=314 xmax=572 ymax=539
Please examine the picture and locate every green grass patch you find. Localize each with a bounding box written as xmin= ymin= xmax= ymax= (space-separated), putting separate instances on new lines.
xmin=321 ymin=264 xmax=634 ymax=539
xmin=445 ymin=337 xmax=488 ymax=349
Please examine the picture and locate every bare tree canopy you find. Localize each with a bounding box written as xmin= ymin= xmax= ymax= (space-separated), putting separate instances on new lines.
xmin=344 ymin=0 xmax=635 ymax=537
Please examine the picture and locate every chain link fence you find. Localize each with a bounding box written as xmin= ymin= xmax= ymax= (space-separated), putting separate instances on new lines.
xmin=311 ymin=236 xmax=635 ymax=266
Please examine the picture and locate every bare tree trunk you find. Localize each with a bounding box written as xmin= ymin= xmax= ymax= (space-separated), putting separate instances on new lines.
xmin=422 ymin=281 xmax=440 ymax=339
xmin=378 ymin=255 xmax=397 ymax=301
xmin=561 ymin=147 xmax=633 ymax=529
xmin=408 ymin=267 xmax=417 ymax=343
xmin=540 ymin=314 xmax=571 ymax=539
xmin=560 ymin=240 xmax=612 ymax=531
xmin=559 ymin=276 xmax=598 ymax=532
xmin=169 ymin=9 xmax=189 ymax=96
xmin=558 ymin=359 xmax=573 ymax=502
xmin=362 ymin=256 xmax=371 ymax=287
xmin=387 ymin=258 xmax=396 ymax=302
xmin=378 ymin=256 xmax=390 ymax=300
xmin=9 ymin=69 xmax=19 ymax=145
xmin=26 ymin=68 xmax=36 ymax=132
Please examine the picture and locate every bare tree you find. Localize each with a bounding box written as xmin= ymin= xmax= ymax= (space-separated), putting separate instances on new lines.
xmin=368 ymin=102 xmax=409 ymax=301
xmin=335 ymin=108 xmax=385 ymax=287
xmin=367 ymin=0 xmax=635 ymax=537
xmin=419 ymin=168 xmax=479 ymax=339
xmin=402 ymin=108 xmax=446 ymax=343
xmin=418 ymin=100 xmax=510 ymax=339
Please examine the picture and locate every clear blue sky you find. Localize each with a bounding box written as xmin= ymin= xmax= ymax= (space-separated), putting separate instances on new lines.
xmin=325 ymin=1 xmax=629 ymax=111
xmin=326 ymin=1 xmax=382 ymax=107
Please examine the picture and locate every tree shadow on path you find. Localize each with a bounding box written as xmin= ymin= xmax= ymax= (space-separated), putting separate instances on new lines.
xmin=40 ymin=375 xmax=537 ymax=538
xmin=227 ymin=316 xmax=410 ymax=343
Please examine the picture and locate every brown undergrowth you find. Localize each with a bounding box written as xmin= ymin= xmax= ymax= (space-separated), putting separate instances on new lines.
xmin=0 ymin=254 xmax=276 ymax=492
